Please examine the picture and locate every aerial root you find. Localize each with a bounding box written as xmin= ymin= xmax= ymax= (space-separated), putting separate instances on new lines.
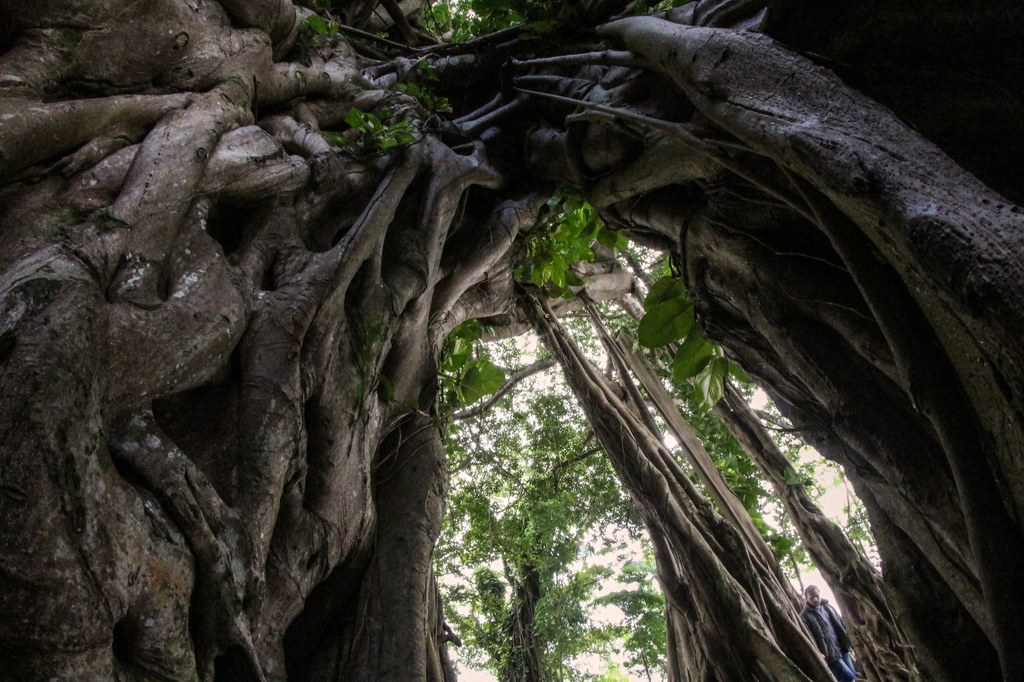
xmin=110 ymin=409 xmax=265 ymax=681
xmin=0 ymin=93 xmax=193 ymax=181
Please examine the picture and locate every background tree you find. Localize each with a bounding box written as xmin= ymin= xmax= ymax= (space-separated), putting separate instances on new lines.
xmin=437 ymin=335 xmax=660 ymax=681
xmin=525 ymin=292 xmax=834 ymax=680
xmin=593 ymin=556 xmax=668 ymax=682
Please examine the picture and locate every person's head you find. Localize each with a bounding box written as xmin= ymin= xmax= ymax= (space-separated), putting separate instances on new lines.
xmin=804 ymin=585 xmax=821 ymax=607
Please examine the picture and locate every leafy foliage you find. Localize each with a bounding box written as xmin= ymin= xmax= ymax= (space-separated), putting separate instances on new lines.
xmin=637 ymin=275 xmax=749 ymax=407
xmin=422 ymin=1 xmax=477 ymax=43
xmin=636 ymin=277 xmax=693 ymax=348
xmin=437 ymin=346 xmax=661 ymax=680
xmin=516 ymin=193 xmax=627 ymax=298
xmin=338 ymin=108 xmax=417 ymax=154
xmin=424 ymin=0 xmax=695 ymax=43
xmin=301 ymin=13 xmax=339 ymax=37
xmin=439 ymin=320 xmax=507 ymax=409
xmin=390 ymin=60 xmax=453 ymax=113
xmin=436 ymin=301 xmax=876 ymax=677
xmin=293 ymin=11 xmax=342 ymax=63
xmin=424 ymin=0 xmax=577 ymax=42
xmin=592 ymin=557 xmax=667 ymax=679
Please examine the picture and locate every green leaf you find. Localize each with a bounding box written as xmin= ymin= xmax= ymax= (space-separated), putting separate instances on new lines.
xmin=728 ymin=361 xmax=752 ymax=385
xmin=302 ymin=14 xmax=338 ymax=35
xmin=549 ymin=253 xmax=568 ymax=287
xmin=712 ymin=356 xmax=729 ymax=382
xmin=594 ymin=224 xmax=626 ymax=250
xmin=344 ymin=108 xmax=368 ymax=129
xmin=457 ymin=319 xmax=483 ymax=342
xmin=440 ymin=320 xmax=485 ymax=380
xmin=637 ymin=297 xmax=693 ymax=348
xmin=548 ymin=283 xmax=572 ymax=299
xmin=320 ymin=130 xmax=349 ymax=147
xmin=671 ymin=332 xmax=713 ymax=381
xmin=564 ymin=270 xmax=583 ymax=287
xmin=415 ymin=58 xmax=439 ymax=81
xmin=459 ymin=360 xmax=506 ymax=405
xmin=643 ymin=277 xmax=685 ymax=312
xmin=695 ymin=356 xmax=729 ymax=406
xmin=531 ymin=263 xmax=546 ymax=287
xmin=448 ymin=338 xmax=471 ymax=368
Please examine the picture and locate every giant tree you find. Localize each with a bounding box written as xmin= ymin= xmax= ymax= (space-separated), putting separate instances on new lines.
xmin=1 ymin=0 xmax=1022 ymax=680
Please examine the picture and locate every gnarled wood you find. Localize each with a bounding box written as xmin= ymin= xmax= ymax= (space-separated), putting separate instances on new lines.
xmin=2 ymin=0 xmax=1023 ymax=679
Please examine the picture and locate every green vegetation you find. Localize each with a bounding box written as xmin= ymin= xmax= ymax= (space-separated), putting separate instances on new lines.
xmin=434 ymin=310 xmax=858 ymax=677
xmin=390 ymin=59 xmax=453 ymax=113
xmin=437 ymin=336 xmax=666 ymax=680
xmin=424 ymin=0 xmax=576 ymax=42
xmin=516 ymin=193 xmax=627 ymax=298
xmin=440 ymin=320 xmax=507 ymax=410
xmin=636 ymin=275 xmax=749 ymax=408
xmin=424 ymin=0 xmax=697 ymax=41
xmin=320 ymin=108 xmax=418 ymax=157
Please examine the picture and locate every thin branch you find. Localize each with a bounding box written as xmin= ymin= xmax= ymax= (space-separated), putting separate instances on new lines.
xmin=452 ymin=357 xmax=557 ymax=420
xmin=414 ymin=25 xmax=524 ymax=57
xmin=513 ymin=86 xmax=707 ymax=144
xmin=452 ymin=93 xmax=505 ymax=125
xmin=378 ymin=0 xmax=418 ymax=46
xmin=547 ymin=443 xmax=603 ymax=481
xmin=459 ymin=97 xmax=525 ymax=137
xmin=511 ymin=50 xmax=647 ymax=70
xmin=336 ymin=22 xmax=417 ymax=52
xmin=754 ymin=408 xmax=799 ymax=432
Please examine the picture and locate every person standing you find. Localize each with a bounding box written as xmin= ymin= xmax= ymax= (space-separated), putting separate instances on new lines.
xmin=800 ymin=585 xmax=858 ymax=682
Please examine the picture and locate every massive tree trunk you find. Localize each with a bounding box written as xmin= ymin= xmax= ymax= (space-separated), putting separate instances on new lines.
xmin=514 ymin=5 xmax=1023 ymax=678
xmin=1 ymin=0 xmax=1023 ymax=679
xmin=0 ymin=2 xmax=535 ymax=678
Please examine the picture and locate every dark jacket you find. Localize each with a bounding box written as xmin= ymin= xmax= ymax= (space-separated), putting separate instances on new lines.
xmin=800 ymin=600 xmax=851 ymax=662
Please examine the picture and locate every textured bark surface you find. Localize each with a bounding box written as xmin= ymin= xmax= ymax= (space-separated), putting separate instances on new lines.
xmin=1 ymin=0 xmax=1023 ymax=679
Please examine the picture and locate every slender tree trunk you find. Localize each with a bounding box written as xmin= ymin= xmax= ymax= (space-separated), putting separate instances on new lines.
xmin=715 ymin=386 xmax=923 ymax=681
xmin=525 ymin=292 xmax=833 ymax=681
xmin=502 ymin=563 xmax=545 ymax=682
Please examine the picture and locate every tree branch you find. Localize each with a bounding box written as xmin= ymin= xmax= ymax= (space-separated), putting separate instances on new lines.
xmin=451 ymin=358 xmax=556 ymax=420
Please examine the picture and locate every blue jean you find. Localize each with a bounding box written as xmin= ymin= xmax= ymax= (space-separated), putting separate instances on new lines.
xmin=828 ymin=652 xmax=857 ymax=682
